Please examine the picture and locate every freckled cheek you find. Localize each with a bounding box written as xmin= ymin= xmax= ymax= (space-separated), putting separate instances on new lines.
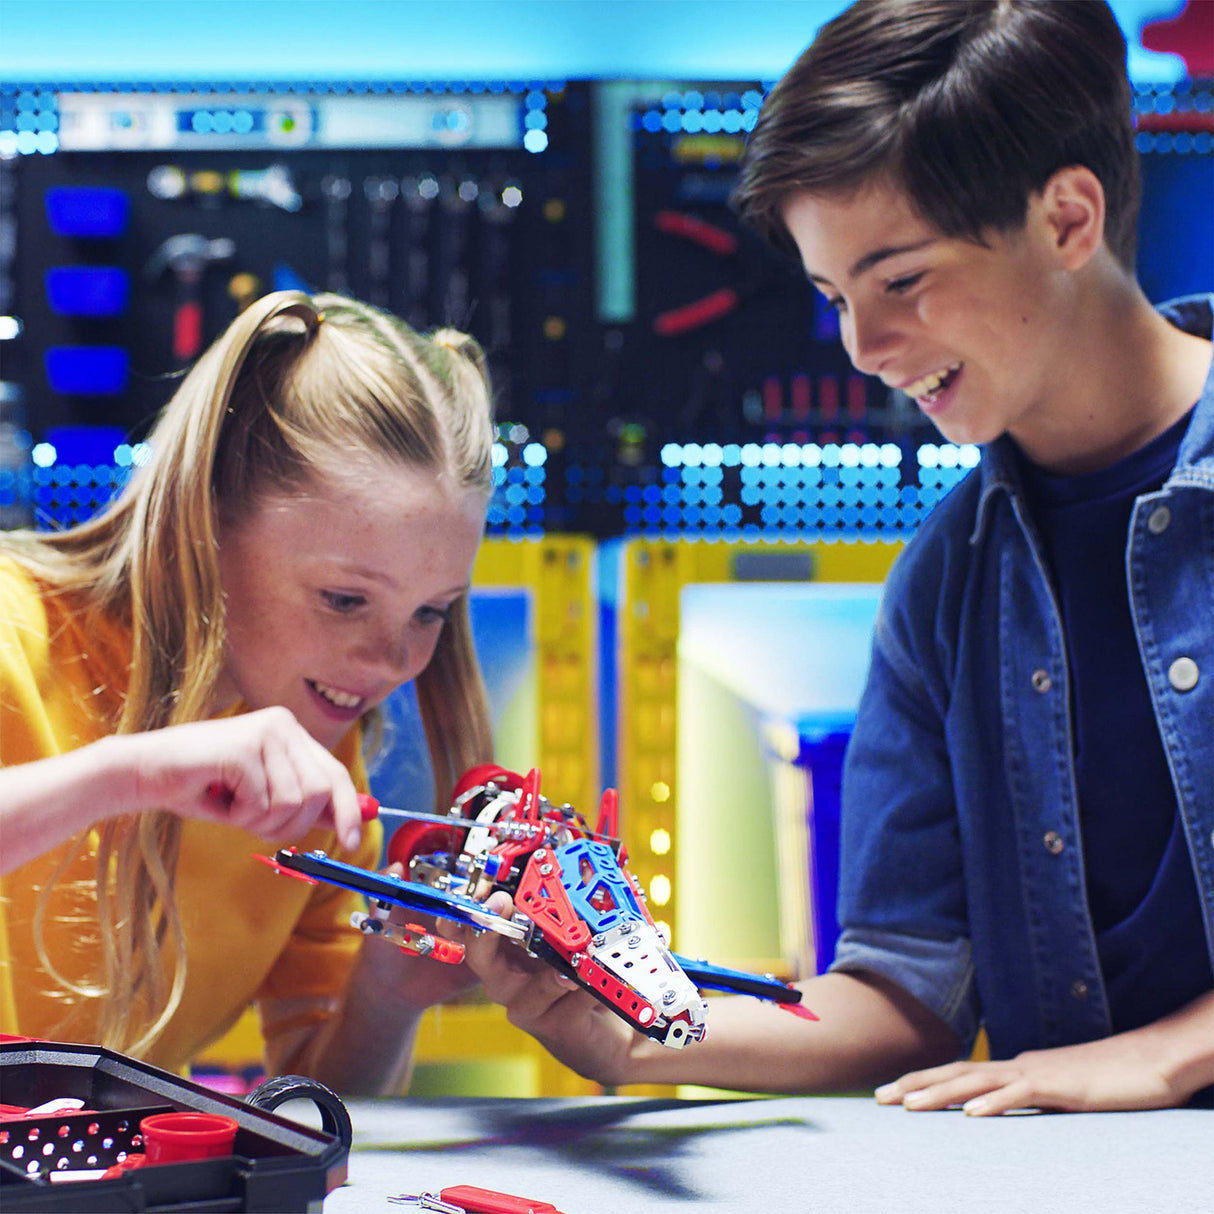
xmin=222 ymin=610 xmax=267 ymax=673
xmin=409 ymin=632 xmax=444 ymax=683
xmin=382 ymin=628 xmax=445 ymax=690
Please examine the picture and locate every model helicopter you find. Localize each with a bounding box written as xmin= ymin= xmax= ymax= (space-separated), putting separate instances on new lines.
xmin=257 ymin=764 xmax=816 ymax=1049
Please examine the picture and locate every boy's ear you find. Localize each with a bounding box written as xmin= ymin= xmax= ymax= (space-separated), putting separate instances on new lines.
xmin=1036 ymin=165 xmax=1106 ymax=270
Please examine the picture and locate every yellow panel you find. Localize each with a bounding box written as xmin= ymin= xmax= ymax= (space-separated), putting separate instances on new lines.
xmin=618 ymin=539 xmax=902 ymax=951
xmin=474 ymin=536 xmax=599 ymax=814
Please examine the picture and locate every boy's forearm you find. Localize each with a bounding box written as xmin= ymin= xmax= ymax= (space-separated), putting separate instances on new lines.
xmin=1140 ymin=987 xmax=1214 ymax=1102
xmin=617 ymin=970 xmax=960 ymax=1093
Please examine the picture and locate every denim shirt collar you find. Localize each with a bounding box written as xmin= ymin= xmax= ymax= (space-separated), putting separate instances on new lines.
xmin=970 ymin=293 xmax=1214 ymax=547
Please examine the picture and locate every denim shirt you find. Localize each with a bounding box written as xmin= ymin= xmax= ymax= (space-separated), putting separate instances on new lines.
xmin=832 ymin=295 xmax=1214 ymax=1060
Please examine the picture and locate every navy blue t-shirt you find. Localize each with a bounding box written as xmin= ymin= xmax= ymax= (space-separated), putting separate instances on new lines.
xmin=1019 ymin=409 xmax=1213 ymax=1034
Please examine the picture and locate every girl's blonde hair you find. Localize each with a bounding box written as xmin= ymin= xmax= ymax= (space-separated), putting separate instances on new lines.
xmin=1 ymin=291 xmax=495 ymax=1056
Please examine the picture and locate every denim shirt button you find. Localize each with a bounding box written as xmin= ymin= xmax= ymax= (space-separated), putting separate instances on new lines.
xmin=1031 ymin=669 xmax=1052 ymax=693
xmin=1167 ymin=657 xmax=1200 ymax=692
xmin=1070 ymin=979 xmax=1089 ymax=1000
xmin=1147 ymin=505 xmax=1172 ymax=534
xmin=1043 ymin=830 xmax=1065 ymax=855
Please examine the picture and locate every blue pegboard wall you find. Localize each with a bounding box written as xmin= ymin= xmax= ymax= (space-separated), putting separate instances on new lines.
xmin=2 ymin=75 xmax=1207 ymax=541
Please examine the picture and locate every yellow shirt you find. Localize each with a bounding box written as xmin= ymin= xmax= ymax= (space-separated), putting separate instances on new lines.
xmin=0 ymin=555 xmax=383 ymax=1071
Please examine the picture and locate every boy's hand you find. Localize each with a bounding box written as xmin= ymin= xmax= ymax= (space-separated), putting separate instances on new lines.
xmin=875 ymin=1033 xmax=1187 ymax=1115
xmin=458 ymin=891 xmax=645 ymax=1086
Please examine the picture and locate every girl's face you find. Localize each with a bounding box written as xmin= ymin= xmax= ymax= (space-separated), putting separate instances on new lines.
xmin=216 ymin=457 xmax=486 ymax=750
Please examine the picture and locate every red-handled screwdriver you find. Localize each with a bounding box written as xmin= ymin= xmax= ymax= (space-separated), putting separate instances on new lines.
xmin=205 ymin=784 xmax=455 ymax=860
xmin=440 ymin=1184 xmax=563 ymax=1214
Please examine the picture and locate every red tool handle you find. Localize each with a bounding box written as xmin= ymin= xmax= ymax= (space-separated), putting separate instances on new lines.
xmin=440 ymin=1185 xmax=560 ymax=1214
xmin=205 ymin=781 xmax=232 ymax=806
xmin=173 ymin=299 xmax=204 ymax=361
xmin=653 ymin=209 xmax=738 ymax=256
xmin=654 ymin=287 xmax=740 ymax=336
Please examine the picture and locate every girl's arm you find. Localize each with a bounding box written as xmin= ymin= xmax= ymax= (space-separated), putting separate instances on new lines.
xmin=263 ymin=934 xmax=480 ymax=1096
xmin=1 ymin=738 xmax=134 ymax=872
xmin=0 ymin=707 xmax=364 ymax=875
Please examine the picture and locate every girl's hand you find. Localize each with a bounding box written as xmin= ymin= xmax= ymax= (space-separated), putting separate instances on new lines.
xmin=372 ymin=862 xmax=483 ymax=1006
xmin=122 ymin=706 xmax=362 ymax=849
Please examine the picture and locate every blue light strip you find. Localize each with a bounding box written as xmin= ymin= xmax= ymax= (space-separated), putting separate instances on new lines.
xmin=609 ymin=441 xmax=981 ymax=542
xmin=487 ymin=428 xmax=547 ymax=541
xmin=0 ymin=79 xmax=556 ymax=155
xmin=14 ymin=437 xmax=983 ymax=539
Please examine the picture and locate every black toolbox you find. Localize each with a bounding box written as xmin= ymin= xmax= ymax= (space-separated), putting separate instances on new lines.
xmin=0 ymin=1037 xmax=349 ymax=1212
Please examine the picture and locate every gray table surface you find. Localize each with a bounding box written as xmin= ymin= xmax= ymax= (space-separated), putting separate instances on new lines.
xmin=323 ymin=1095 xmax=1213 ymax=1213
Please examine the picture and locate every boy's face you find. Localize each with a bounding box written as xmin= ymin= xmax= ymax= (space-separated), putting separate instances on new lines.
xmin=216 ymin=457 xmax=486 ymax=750
xmin=781 ymin=180 xmax=1073 ymax=451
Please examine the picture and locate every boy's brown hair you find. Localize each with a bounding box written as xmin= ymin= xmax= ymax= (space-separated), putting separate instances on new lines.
xmin=733 ymin=0 xmax=1141 ymax=268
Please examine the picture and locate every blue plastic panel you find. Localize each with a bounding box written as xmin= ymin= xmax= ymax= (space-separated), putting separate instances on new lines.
xmin=44 ymin=346 xmax=129 ymax=394
xmin=44 ymin=186 xmax=129 ymax=237
xmin=45 ymin=266 xmax=130 ymax=315
xmin=41 ymin=425 xmax=128 ymax=464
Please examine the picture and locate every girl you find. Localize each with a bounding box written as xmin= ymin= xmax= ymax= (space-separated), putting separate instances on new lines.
xmin=0 ymin=290 xmax=495 ymax=1094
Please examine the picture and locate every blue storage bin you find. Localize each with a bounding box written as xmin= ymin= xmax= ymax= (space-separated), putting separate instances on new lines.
xmin=44 ymin=346 xmax=129 ymax=395
xmin=793 ymin=713 xmax=855 ymax=974
xmin=45 ymin=266 xmax=130 ymax=316
xmin=44 ymin=187 xmax=130 ymax=238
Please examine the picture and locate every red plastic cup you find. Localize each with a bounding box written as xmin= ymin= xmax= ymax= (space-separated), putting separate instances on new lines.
xmin=139 ymin=1112 xmax=238 ymax=1164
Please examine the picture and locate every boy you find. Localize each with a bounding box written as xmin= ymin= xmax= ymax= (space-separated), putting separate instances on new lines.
xmin=466 ymin=0 xmax=1214 ymax=1113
